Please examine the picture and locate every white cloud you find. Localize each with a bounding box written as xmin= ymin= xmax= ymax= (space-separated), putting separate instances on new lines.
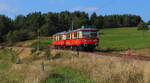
xmin=71 ymin=7 xmax=100 ymax=12
xmin=0 ymin=3 xmax=18 ymax=15
xmin=0 ymin=3 xmax=10 ymax=11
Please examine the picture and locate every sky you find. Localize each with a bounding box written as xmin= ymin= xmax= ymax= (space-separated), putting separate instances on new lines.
xmin=0 ymin=0 xmax=149 ymax=21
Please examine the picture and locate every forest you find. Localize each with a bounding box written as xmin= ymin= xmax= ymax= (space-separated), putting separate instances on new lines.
xmin=0 ymin=11 xmax=147 ymax=43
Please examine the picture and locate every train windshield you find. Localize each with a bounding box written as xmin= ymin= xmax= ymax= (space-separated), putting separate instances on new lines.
xmin=82 ymin=32 xmax=97 ymax=38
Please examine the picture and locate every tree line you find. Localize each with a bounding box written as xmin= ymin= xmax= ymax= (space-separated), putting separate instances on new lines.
xmin=0 ymin=11 xmax=146 ymax=43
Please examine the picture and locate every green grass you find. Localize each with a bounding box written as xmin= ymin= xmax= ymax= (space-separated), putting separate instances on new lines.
xmin=31 ymin=38 xmax=51 ymax=51
xmin=31 ymin=28 xmax=150 ymax=51
xmin=0 ymin=49 xmax=24 ymax=82
xmin=98 ymin=27 xmax=150 ymax=50
xmin=0 ymin=48 xmax=19 ymax=70
xmin=45 ymin=67 xmax=94 ymax=83
xmin=0 ymin=49 xmax=12 ymax=71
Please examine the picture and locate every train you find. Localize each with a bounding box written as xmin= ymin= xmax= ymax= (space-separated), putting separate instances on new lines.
xmin=52 ymin=26 xmax=99 ymax=51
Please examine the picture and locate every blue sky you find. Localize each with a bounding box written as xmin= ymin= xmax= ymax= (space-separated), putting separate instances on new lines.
xmin=0 ymin=0 xmax=149 ymax=21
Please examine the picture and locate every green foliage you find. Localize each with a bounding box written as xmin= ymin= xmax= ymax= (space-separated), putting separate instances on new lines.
xmin=11 ymin=55 xmax=18 ymax=64
xmin=137 ymin=22 xmax=149 ymax=31
xmin=13 ymin=15 xmax=26 ymax=29
xmin=0 ymin=11 xmax=144 ymax=43
xmin=147 ymin=20 xmax=150 ymax=25
xmin=0 ymin=49 xmax=13 ymax=71
xmin=103 ymin=14 xmax=141 ymax=28
xmin=31 ymin=38 xmax=51 ymax=51
xmin=45 ymin=67 xmax=94 ymax=83
xmin=0 ymin=64 xmax=8 ymax=71
xmin=6 ymin=29 xmax=35 ymax=43
xmin=0 ymin=15 xmax=13 ymax=42
xmin=31 ymin=41 xmax=48 ymax=51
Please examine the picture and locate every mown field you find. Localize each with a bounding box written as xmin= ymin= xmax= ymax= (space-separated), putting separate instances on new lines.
xmin=98 ymin=27 xmax=150 ymax=50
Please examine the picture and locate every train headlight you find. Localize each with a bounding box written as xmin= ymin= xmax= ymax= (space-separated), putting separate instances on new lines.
xmin=93 ymin=39 xmax=98 ymax=42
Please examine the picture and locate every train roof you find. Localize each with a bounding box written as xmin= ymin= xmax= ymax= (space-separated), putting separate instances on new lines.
xmin=53 ymin=26 xmax=98 ymax=36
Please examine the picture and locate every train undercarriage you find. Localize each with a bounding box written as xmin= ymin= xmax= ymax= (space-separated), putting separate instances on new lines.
xmin=54 ymin=44 xmax=97 ymax=51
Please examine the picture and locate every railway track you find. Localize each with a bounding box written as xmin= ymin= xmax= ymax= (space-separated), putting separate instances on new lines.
xmin=1 ymin=45 xmax=150 ymax=61
xmin=54 ymin=49 xmax=150 ymax=62
xmin=92 ymin=51 xmax=150 ymax=61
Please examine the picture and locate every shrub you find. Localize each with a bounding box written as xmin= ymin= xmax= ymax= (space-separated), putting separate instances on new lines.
xmin=31 ymin=41 xmax=49 ymax=51
xmin=6 ymin=29 xmax=35 ymax=44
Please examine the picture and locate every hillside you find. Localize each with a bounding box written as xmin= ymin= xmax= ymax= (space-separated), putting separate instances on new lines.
xmin=1 ymin=47 xmax=150 ymax=83
xmin=99 ymin=27 xmax=150 ymax=50
xmin=0 ymin=27 xmax=150 ymax=83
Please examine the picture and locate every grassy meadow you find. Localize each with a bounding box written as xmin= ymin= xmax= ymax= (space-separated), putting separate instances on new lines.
xmin=98 ymin=27 xmax=150 ymax=50
xmin=46 ymin=51 xmax=150 ymax=83
xmin=0 ymin=49 xmax=22 ymax=83
xmin=0 ymin=42 xmax=150 ymax=83
xmin=1 ymin=27 xmax=150 ymax=83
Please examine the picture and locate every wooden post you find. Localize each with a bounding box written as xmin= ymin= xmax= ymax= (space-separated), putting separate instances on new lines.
xmin=41 ymin=62 xmax=45 ymax=72
xmin=77 ymin=47 xmax=79 ymax=57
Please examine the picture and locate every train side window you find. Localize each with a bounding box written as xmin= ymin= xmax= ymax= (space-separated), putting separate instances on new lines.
xmin=72 ymin=33 xmax=74 ymax=39
xmin=56 ymin=36 xmax=57 ymax=41
xmin=63 ymin=35 xmax=66 ymax=40
xmin=55 ymin=36 xmax=56 ymax=41
xmin=76 ymin=32 xmax=78 ymax=38
xmin=60 ymin=35 xmax=63 ymax=40
xmin=74 ymin=32 xmax=77 ymax=39
xmin=59 ymin=35 xmax=61 ymax=40
xmin=57 ymin=36 xmax=58 ymax=41
xmin=77 ymin=32 xmax=79 ymax=38
xmin=70 ymin=34 xmax=72 ymax=39
xmin=62 ymin=35 xmax=65 ymax=40
xmin=66 ymin=34 xmax=70 ymax=40
xmin=70 ymin=34 xmax=72 ymax=40
xmin=59 ymin=36 xmax=61 ymax=40
xmin=57 ymin=36 xmax=59 ymax=41
xmin=79 ymin=31 xmax=82 ymax=38
xmin=53 ymin=36 xmax=55 ymax=41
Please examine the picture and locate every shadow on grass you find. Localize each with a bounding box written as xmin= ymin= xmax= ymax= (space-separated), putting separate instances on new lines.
xmin=45 ymin=73 xmax=65 ymax=83
xmin=45 ymin=67 xmax=94 ymax=83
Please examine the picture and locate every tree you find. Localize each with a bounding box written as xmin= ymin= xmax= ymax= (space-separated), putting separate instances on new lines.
xmin=147 ymin=20 xmax=150 ymax=25
xmin=90 ymin=12 xmax=98 ymax=26
xmin=71 ymin=11 xmax=89 ymax=28
xmin=25 ymin=12 xmax=45 ymax=35
xmin=0 ymin=15 xmax=13 ymax=42
xmin=137 ymin=22 xmax=149 ymax=36
xmin=0 ymin=11 xmax=145 ymax=44
xmin=14 ymin=15 xmax=26 ymax=29
xmin=6 ymin=30 xmax=34 ymax=43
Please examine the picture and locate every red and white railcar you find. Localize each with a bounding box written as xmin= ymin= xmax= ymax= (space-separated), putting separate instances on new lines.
xmin=52 ymin=26 xmax=99 ymax=51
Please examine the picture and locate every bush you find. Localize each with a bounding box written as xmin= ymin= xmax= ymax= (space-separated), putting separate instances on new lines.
xmin=52 ymin=53 xmax=61 ymax=59
xmin=11 ymin=55 xmax=19 ymax=64
xmin=6 ymin=29 xmax=35 ymax=44
xmin=31 ymin=41 xmax=49 ymax=51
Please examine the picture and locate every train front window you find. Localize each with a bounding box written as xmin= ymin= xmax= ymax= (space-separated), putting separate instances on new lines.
xmin=82 ymin=32 xmax=97 ymax=38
